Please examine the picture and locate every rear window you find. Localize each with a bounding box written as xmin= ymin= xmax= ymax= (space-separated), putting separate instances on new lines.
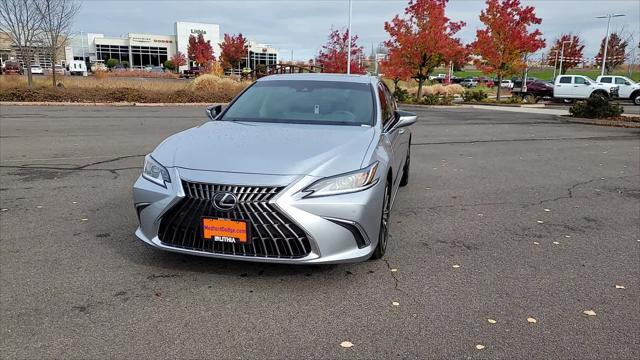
xmin=559 ymin=77 xmax=572 ymax=84
xmin=600 ymin=77 xmax=612 ymax=83
xmin=222 ymin=80 xmax=374 ymax=126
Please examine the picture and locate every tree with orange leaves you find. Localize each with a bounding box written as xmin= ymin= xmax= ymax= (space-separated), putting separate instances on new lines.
xmin=220 ymin=33 xmax=247 ymax=70
xmin=380 ymin=49 xmax=412 ymax=93
xmin=547 ymin=34 xmax=585 ymax=75
xmin=384 ymin=0 xmax=466 ymax=99
xmin=187 ymin=33 xmax=215 ymax=67
xmin=471 ymin=0 xmax=545 ymax=100
xmin=317 ymin=28 xmax=366 ymax=74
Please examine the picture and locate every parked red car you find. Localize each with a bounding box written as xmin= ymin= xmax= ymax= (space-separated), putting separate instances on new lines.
xmin=3 ymin=60 xmax=23 ymax=75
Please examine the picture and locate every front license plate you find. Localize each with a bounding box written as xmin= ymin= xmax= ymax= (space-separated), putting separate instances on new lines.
xmin=202 ymin=218 xmax=250 ymax=244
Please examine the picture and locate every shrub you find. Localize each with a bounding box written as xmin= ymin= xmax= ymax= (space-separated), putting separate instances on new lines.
xmin=106 ymin=58 xmax=119 ymax=69
xmin=569 ymin=97 xmax=624 ymax=118
xmin=163 ymin=60 xmax=175 ymax=72
xmin=121 ymin=61 xmax=129 ymax=69
xmin=393 ymin=87 xmax=410 ymax=102
xmin=419 ymin=94 xmax=454 ymax=105
xmin=444 ymin=84 xmax=465 ymax=96
xmin=462 ymin=88 xmax=488 ymax=102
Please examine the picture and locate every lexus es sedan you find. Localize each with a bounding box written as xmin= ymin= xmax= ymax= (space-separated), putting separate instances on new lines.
xmin=133 ymin=73 xmax=416 ymax=264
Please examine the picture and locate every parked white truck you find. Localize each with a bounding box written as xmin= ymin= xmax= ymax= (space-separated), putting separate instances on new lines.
xmin=553 ymin=75 xmax=619 ymax=102
xmin=595 ymin=75 xmax=640 ymax=105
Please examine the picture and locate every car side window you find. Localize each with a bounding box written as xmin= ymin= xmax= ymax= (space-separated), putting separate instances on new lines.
xmin=574 ymin=77 xmax=586 ymax=85
xmin=378 ymin=84 xmax=394 ymax=128
xmin=559 ymin=76 xmax=572 ymax=84
xmin=600 ymin=77 xmax=612 ymax=83
xmin=615 ymin=77 xmax=627 ymax=85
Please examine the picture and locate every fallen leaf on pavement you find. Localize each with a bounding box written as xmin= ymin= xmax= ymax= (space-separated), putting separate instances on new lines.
xmin=452 ymin=264 xmax=460 ymax=268
xmin=553 ymin=242 xmax=560 ymax=245
xmin=340 ymin=341 xmax=353 ymax=348
xmin=615 ymin=285 xmax=625 ymax=289
xmin=537 ymin=220 xmax=544 ymax=224
xmin=1 ymin=208 xmax=8 ymax=212
xmin=533 ymin=242 xmax=540 ymax=245
xmin=544 ymin=208 xmax=551 ymax=212
xmin=81 ymin=218 xmax=88 ymax=222
xmin=565 ymin=235 xmax=571 ymax=238
xmin=583 ymin=310 xmax=597 ymax=316
xmin=36 ymin=205 xmax=43 ymax=209
xmin=487 ymin=319 xmax=497 ymax=324
xmin=527 ymin=317 xmax=537 ymax=323
xmin=475 ymin=344 xmax=485 ymax=350
xmin=392 ymin=301 xmax=400 ymax=306
xmin=390 ymin=268 xmax=398 ymax=272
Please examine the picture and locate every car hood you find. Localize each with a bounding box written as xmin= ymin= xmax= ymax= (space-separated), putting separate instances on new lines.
xmin=152 ymin=120 xmax=376 ymax=177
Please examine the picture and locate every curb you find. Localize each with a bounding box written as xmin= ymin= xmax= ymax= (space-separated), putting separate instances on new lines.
xmin=0 ymin=101 xmax=218 ymax=107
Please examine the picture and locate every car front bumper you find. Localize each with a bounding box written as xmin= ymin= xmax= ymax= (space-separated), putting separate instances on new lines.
xmin=132 ymin=167 xmax=385 ymax=264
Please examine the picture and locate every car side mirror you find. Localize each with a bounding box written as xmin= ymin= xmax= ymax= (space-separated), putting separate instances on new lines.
xmin=625 ymin=81 xmax=631 ymax=86
xmin=393 ymin=110 xmax=417 ymax=129
xmin=206 ymin=104 xmax=223 ymax=120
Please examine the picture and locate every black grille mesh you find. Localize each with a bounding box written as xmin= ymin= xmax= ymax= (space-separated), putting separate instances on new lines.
xmin=157 ymin=180 xmax=311 ymax=258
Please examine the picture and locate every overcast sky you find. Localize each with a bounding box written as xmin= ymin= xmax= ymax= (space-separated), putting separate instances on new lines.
xmin=75 ymin=0 xmax=640 ymax=61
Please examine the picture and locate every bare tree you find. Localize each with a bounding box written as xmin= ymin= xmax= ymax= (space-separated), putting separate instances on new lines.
xmin=35 ymin=0 xmax=80 ymax=86
xmin=0 ymin=0 xmax=42 ymax=86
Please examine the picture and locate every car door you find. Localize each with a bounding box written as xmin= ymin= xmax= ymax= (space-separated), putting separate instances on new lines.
xmin=615 ymin=77 xmax=632 ymax=98
xmin=573 ymin=76 xmax=592 ymax=98
xmin=554 ymin=76 xmax=573 ymax=97
xmin=378 ymin=83 xmax=404 ymax=186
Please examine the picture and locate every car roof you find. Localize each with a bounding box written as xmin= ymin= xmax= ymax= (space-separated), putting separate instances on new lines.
xmin=257 ymin=73 xmax=376 ymax=84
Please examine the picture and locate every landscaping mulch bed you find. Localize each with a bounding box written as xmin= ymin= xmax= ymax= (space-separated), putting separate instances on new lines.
xmin=0 ymin=87 xmax=237 ymax=104
xmin=561 ymin=115 xmax=640 ymax=128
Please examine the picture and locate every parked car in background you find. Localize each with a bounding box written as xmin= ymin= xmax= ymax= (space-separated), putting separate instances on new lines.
xmin=511 ymin=80 xmax=554 ymax=102
xmin=150 ymin=66 xmax=164 ymax=73
xmin=596 ymin=75 xmax=640 ymax=105
xmin=29 ymin=65 xmax=44 ymax=75
xmin=460 ymin=78 xmax=478 ymax=88
xmin=69 ymin=60 xmax=87 ymax=76
xmin=500 ymin=80 xmax=514 ymax=89
xmin=3 ymin=61 xmax=23 ymax=75
xmin=90 ymin=61 xmax=106 ymax=72
xmin=47 ymin=64 xmax=66 ymax=75
xmin=553 ymin=75 xmax=618 ymax=101
xmin=181 ymin=66 xmax=201 ymax=78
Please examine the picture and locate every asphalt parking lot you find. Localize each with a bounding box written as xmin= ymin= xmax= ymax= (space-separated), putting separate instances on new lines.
xmin=1 ymin=105 xmax=639 ymax=359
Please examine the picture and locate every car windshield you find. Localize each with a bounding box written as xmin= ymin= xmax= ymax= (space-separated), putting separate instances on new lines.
xmin=222 ymin=80 xmax=374 ymax=126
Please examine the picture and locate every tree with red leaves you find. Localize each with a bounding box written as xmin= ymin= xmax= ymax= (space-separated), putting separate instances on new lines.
xmin=170 ymin=51 xmax=187 ymax=72
xmin=546 ymin=34 xmax=585 ymax=74
xmin=220 ymin=33 xmax=247 ymax=70
xmin=471 ymin=0 xmax=545 ymax=100
xmin=380 ymin=49 xmax=412 ymax=93
xmin=595 ymin=32 xmax=628 ymax=73
xmin=317 ymin=28 xmax=366 ymax=74
xmin=187 ymin=33 xmax=215 ymax=67
xmin=384 ymin=0 xmax=466 ymax=99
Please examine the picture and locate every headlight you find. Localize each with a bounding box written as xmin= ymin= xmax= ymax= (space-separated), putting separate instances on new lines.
xmin=302 ymin=162 xmax=379 ymax=197
xmin=142 ymin=155 xmax=171 ymax=188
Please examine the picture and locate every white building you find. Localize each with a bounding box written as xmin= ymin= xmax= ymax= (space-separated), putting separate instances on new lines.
xmin=65 ymin=21 xmax=222 ymax=71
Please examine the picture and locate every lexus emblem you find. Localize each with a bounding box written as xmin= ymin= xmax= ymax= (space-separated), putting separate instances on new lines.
xmin=212 ymin=192 xmax=238 ymax=211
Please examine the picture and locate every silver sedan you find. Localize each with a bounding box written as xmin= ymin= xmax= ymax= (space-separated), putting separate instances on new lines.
xmin=133 ymin=73 xmax=415 ymax=264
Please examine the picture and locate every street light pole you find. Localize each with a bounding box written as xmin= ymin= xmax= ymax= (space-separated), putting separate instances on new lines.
xmin=596 ymin=13 xmax=625 ymax=77
xmin=558 ymin=40 xmax=572 ymax=76
xmin=552 ymin=49 xmax=559 ymax=80
xmin=346 ymin=0 xmax=352 ymax=74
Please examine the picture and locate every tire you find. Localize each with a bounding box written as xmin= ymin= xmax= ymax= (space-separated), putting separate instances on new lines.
xmin=399 ymin=141 xmax=411 ymax=187
xmin=523 ymin=94 xmax=537 ymax=104
xmin=370 ymin=180 xmax=391 ymax=260
xmin=632 ymin=92 xmax=640 ymax=106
